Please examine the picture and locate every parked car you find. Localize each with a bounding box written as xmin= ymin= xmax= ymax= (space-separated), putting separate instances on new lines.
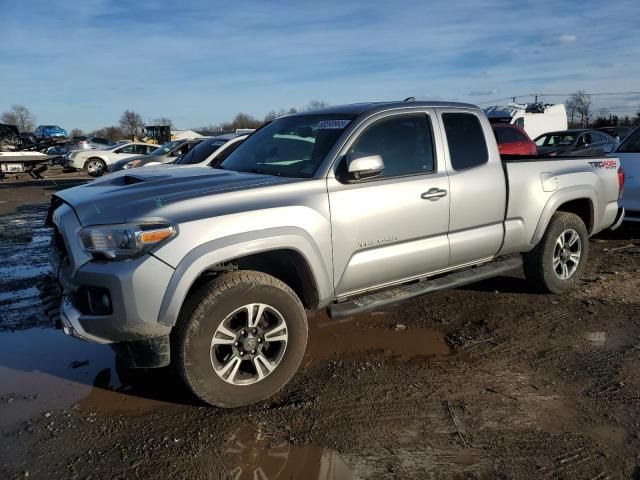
xmin=615 ymin=127 xmax=640 ymax=222
xmin=65 ymin=142 xmax=157 ymax=176
xmin=491 ymin=123 xmax=537 ymax=155
xmin=34 ymin=125 xmax=68 ymax=141
xmin=43 ymin=100 xmax=623 ymax=408
xmin=172 ymin=134 xmax=247 ymax=167
xmin=71 ymin=136 xmax=118 ymax=150
xmin=109 ymin=139 xmax=201 ymax=173
xmin=596 ymin=126 xmax=634 ymax=142
xmin=534 ymin=129 xmax=619 ymax=157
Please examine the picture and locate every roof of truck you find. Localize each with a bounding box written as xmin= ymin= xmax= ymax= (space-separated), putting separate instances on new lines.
xmin=290 ymin=101 xmax=479 ymax=117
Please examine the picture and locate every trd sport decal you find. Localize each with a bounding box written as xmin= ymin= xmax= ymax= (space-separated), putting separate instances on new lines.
xmin=588 ymin=160 xmax=617 ymax=169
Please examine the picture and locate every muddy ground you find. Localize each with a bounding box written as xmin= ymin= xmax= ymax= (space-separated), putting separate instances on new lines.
xmin=0 ymin=184 xmax=639 ymax=480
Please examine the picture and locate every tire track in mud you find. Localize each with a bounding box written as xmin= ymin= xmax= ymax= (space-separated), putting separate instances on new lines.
xmin=0 ymin=203 xmax=52 ymax=331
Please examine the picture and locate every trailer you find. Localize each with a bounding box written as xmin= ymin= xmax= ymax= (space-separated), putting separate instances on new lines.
xmin=0 ymin=151 xmax=50 ymax=180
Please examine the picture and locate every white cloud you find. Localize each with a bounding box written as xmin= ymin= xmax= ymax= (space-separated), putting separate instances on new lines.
xmin=560 ymin=34 xmax=577 ymax=44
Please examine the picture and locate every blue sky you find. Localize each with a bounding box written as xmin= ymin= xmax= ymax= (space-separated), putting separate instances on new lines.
xmin=1 ymin=0 xmax=639 ymax=131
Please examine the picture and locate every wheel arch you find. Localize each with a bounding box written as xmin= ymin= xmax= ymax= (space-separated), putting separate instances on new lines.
xmin=531 ymin=187 xmax=596 ymax=245
xmin=157 ymin=228 xmax=333 ymax=327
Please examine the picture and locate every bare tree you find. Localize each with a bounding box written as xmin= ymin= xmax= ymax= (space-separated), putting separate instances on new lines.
xmin=92 ymin=126 xmax=126 ymax=141
xmin=1 ymin=105 xmax=36 ymax=132
xmin=69 ymin=128 xmax=84 ymax=138
xmin=566 ymin=90 xmax=592 ymax=128
xmin=304 ymin=100 xmax=330 ymax=111
xmin=564 ymin=96 xmax=578 ymax=128
xmin=119 ymin=110 xmax=145 ymax=139
xmin=221 ymin=113 xmax=262 ymax=131
xmin=150 ymin=117 xmax=173 ymax=129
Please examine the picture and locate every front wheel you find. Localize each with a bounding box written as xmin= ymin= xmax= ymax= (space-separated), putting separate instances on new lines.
xmin=523 ymin=211 xmax=589 ymax=293
xmin=173 ymin=271 xmax=308 ymax=407
xmin=84 ymin=158 xmax=106 ymax=177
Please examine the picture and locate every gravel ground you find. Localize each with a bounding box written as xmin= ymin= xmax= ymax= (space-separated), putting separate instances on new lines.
xmin=0 ymin=185 xmax=639 ymax=479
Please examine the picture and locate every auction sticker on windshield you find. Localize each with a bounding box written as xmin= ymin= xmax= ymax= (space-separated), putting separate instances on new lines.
xmin=314 ymin=120 xmax=351 ymax=129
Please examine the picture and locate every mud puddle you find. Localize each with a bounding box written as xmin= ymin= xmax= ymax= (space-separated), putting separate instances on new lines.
xmin=223 ymin=423 xmax=357 ymax=479
xmin=0 ymin=328 xmax=180 ymax=430
xmin=0 ymin=203 xmax=53 ymax=331
xmin=306 ymin=311 xmax=450 ymax=363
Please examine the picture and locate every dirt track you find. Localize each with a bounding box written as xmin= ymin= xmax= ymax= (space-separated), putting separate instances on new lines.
xmin=1 ymin=185 xmax=639 ymax=479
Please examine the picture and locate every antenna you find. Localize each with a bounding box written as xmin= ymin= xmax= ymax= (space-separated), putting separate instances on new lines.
xmin=403 ymin=97 xmax=415 ymax=102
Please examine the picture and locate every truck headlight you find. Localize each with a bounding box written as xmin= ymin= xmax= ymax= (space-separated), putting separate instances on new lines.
xmin=79 ymin=223 xmax=176 ymax=260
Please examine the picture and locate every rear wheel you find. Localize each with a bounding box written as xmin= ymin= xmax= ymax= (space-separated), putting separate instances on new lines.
xmin=173 ymin=271 xmax=308 ymax=407
xmin=84 ymin=158 xmax=106 ymax=177
xmin=524 ymin=211 xmax=589 ymax=293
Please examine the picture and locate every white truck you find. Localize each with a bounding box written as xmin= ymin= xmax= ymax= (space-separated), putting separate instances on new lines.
xmin=484 ymin=103 xmax=568 ymax=140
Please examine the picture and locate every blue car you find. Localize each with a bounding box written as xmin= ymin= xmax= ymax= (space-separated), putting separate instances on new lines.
xmin=34 ymin=125 xmax=68 ymax=141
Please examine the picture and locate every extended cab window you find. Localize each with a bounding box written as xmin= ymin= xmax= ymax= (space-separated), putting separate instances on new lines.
xmin=348 ymin=114 xmax=435 ymax=178
xmin=442 ymin=113 xmax=488 ymax=170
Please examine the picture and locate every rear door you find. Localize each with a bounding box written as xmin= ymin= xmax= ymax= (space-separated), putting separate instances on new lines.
xmin=328 ymin=110 xmax=451 ymax=297
xmin=438 ymin=109 xmax=506 ymax=266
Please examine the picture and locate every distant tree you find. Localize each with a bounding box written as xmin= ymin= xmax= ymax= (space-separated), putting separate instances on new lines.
xmin=222 ymin=113 xmax=262 ymax=131
xmin=1 ymin=104 xmax=36 ymax=132
xmin=565 ymin=96 xmax=578 ymax=128
xmin=69 ymin=128 xmax=84 ymax=138
xmin=150 ymin=117 xmax=173 ymax=129
xmin=566 ymin=90 xmax=592 ymax=128
xmin=119 ymin=110 xmax=145 ymax=139
xmin=635 ymin=107 xmax=640 ymax=127
xmin=92 ymin=126 xmax=125 ymax=141
xmin=263 ymin=110 xmax=278 ymax=122
xmin=303 ymin=100 xmax=330 ymax=111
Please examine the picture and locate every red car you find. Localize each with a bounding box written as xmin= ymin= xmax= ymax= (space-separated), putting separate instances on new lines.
xmin=491 ymin=123 xmax=537 ymax=155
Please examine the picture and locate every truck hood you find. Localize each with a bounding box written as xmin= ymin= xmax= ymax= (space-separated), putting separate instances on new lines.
xmin=54 ymin=166 xmax=300 ymax=226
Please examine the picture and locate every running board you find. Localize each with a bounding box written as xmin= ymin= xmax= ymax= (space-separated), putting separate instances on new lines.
xmin=327 ymin=256 xmax=523 ymax=319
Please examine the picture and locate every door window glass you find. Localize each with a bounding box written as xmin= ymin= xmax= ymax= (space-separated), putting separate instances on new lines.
xmin=348 ymin=114 xmax=435 ymax=178
xmin=442 ymin=113 xmax=489 ymax=170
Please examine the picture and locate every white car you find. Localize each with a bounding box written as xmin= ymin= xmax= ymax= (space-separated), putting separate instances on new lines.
xmin=616 ymin=127 xmax=640 ymax=222
xmin=66 ymin=142 xmax=157 ymax=177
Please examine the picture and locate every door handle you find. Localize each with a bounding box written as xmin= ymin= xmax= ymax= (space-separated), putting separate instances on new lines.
xmin=421 ymin=188 xmax=448 ymax=200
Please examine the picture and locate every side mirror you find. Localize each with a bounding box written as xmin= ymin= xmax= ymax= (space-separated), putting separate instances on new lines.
xmin=346 ymin=152 xmax=384 ymax=180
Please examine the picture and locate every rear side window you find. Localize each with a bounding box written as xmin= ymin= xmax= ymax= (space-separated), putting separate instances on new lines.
xmin=618 ymin=128 xmax=640 ymax=153
xmin=494 ymin=127 xmax=527 ymax=144
xmin=349 ymin=114 xmax=435 ymax=178
xmin=442 ymin=113 xmax=488 ymax=170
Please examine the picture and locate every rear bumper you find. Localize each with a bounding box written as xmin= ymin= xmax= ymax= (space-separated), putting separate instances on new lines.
xmin=610 ymin=207 xmax=625 ymax=230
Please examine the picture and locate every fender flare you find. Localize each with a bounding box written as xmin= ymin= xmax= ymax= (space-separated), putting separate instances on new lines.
xmin=530 ymin=185 xmax=596 ymax=245
xmin=156 ymin=226 xmax=332 ymax=326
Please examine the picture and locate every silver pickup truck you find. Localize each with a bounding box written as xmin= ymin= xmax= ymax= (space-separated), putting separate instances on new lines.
xmin=43 ymin=101 xmax=625 ymax=407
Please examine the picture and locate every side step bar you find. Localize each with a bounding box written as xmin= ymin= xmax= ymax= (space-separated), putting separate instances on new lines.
xmin=327 ymin=256 xmax=523 ymax=319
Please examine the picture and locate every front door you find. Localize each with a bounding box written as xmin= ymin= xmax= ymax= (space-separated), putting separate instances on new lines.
xmin=327 ymin=111 xmax=450 ymax=297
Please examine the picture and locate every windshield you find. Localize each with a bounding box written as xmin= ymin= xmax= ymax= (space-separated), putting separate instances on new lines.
xmin=218 ymin=115 xmax=355 ymax=178
xmin=617 ymin=127 xmax=640 ymax=153
xmin=175 ymin=139 xmax=226 ymax=165
xmin=150 ymin=140 xmax=182 ymax=156
xmin=535 ymin=133 xmax=576 ymax=147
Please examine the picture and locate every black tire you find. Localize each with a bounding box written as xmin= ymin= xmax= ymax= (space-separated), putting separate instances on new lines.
xmin=84 ymin=158 xmax=106 ymax=177
xmin=523 ymin=211 xmax=589 ymax=293
xmin=173 ymin=271 xmax=308 ymax=407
